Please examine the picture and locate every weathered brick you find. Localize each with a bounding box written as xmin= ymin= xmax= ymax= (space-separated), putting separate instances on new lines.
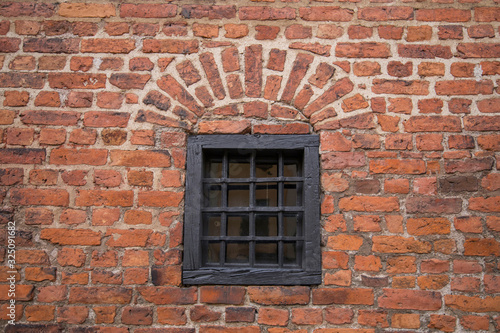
xmin=240 ymin=6 xmax=296 ymax=20
xmin=59 ymin=3 xmax=115 ymax=18
xmin=299 ymin=7 xmax=353 ymax=21
xmin=336 ymin=42 xmax=390 ymax=58
xmin=120 ymin=4 xmax=176 ymax=18
xmin=24 ymin=38 xmax=79 ymax=54
xmin=75 ymin=190 xmax=133 ymax=207
xmin=248 ymin=286 xmax=309 ymax=305
xmin=143 ymin=39 xmax=199 ymax=54
xmin=313 ymin=288 xmax=374 ymax=305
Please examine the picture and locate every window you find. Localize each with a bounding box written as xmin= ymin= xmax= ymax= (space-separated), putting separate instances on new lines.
xmin=183 ymin=134 xmax=321 ymax=285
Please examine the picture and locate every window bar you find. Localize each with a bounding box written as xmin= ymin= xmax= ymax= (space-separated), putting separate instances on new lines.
xmin=220 ymin=211 xmax=227 ymax=266
xmin=278 ymin=211 xmax=284 ymax=268
xmin=249 ymin=151 xmax=256 ymax=267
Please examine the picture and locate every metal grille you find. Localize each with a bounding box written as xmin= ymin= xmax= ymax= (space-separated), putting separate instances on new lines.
xmin=201 ymin=149 xmax=305 ymax=268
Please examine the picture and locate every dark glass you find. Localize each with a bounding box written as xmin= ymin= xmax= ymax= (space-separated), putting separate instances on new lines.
xmin=284 ymin=182 xmax=302 ymax=206
xmin=255 ymin=242 xmax=278 ymax=264
xmin=283 ymin=214 xmax=298 ymax=237
xmin=203 ymin=242 xmax=220 ymax=264
xmin=255 ymin=182 xmax=278 ymax=207
xmin=226 ymin=243 xmax=249 ymax=263
xmin=283 ymin=242 xmax=297 ymax=265
xmin=204 ymin=184 xmax=222 ymax=207
xmin=229 ymin=153 xmax=250 ymax=178
xmin=256 ymin=152 xmax=278 ymax=178
xmin=284 ymin=152 xmax=301 ymax=177
xmin=227 ymin=215 xmax=249 ymax=236
xmin=203 ymin=214 xmax=221 ymax=236
xmin=205 ymin=153 xmax=223 ymax=178
xmin=255 ymin=215 xmax=278 ymax=236
xmin=227 ymin=183 xmax=250 ymax=207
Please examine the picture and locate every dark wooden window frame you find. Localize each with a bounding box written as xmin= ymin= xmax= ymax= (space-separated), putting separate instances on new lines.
xmin=183 ymin=134 xmax=321 ymax=285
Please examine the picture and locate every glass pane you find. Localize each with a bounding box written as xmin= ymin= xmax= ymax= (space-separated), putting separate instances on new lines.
xmin=255 ymin=183 xmax=278 ymax=207
xmin=255 ymin=242 xmax=278 ymax=264
xmin=205 ymin=153 xmax=223 ymax=178
xmin=227 ymin=215 xmax=249 ymax=236
xmin=226 ymin=243 xmax=249 ymax=264
xmin=203 ymin=214 xmax=221 ymax=236
xmin=284 ymin=152 xmax=301 ymax=177
xmin=284 ymin=214 xmax=298 ymax=237
xmin=255 ymin=215 xmax=278 ymax=237
xmin=284 ymin=242 xmax=297 ymax=265
xmin=256 ymin=152 xmax=278 ymax=178
xmin=229 ymin=154 xmax=250 ymax=178
xmin=284 ymin=182 xmax=302 ymax=206
xmin=203 ymin=242 xmax=220 ymax=264
xmin=204 ymin=184 xmax=222 ymax=207
xmin=227 ymin=183 xmax=249 ymax=207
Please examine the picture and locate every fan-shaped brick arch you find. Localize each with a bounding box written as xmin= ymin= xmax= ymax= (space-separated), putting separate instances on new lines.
xmin=138 ymin=45 xmax=362 ymax=135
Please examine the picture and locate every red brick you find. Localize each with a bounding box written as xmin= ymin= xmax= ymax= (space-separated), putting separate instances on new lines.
xmin=358 ymin=6 xmax=413 ymax=21
xmin=58 ymin=248 xmax=86 ymax=267
xmin=378 ymin=25 xmax=403 ymax=39
xmin=339 ymin=196 xmax=398 ymax=212
xmin=353 ymin=61 xmax=381 ymax=76
xmin=313 ymin=288 xmax=374 ymax=305
xmin=384 ymin=179 xmax=409 ymax=194
xmin=463 ymin=238 xmax=500 ymax=256
xmin=193 ymin=23 xmax=219 ymax=38
xmin=464 ymin=115 xmax=500 ymax=131
xmin=240 ymin=6 xmax=296 ymax=20
xmin=61 ymin=170 xmax=87 ymax=186
xmin=446 ymin=295 xmax=500 ymax=312
xmin=379 ymin=289 xmax=441 ymax=310
xmin=40 ymin=228 xmax=101 ymax=246
xmin=372 ymin=235 xmax=431 ymax=254
xmin=35 ymin=91 xmax=60 ymax=107
xmin=138 ymin=286 xmax=197 ymax=305
xmin=199 ymin=120 xmax=251 ymax=134
xmin=76 ymin=189 xmax=133 ymax=207
xmin=285 ymin=24 xmax=312 ymax=39
xmin=388 ymin=97 xmax=412 ymax=114
xmin=451 ymin=276 xmax=481 ymax=292
xmin=254 ymin=123 xmax=310 ymax=135
xmin=324 ymin=307 xmax=354 ymax=325
xmin=181 ymin=5 xmax=236 ymax=19
xmin=37 ymin=286 xmax=67 ymax=303
xmin=69 ymin=287 xmax=132 ymax=304
xmin=404 ymin=116 xmax=461 ymax=132
xmin=348 ymin=25 xmax=372 ymax=39
xmin=9 ymin=55 xmax=36 ymax=70
xmin=416 ymin=8 xmax=471 ymax=22
xmin=475 ymin=7 xmax=500 ymax=22
xmin=200 ymin=52 xmax=225 ymax=100
xmin=299 ymin=7 xmax=353 ymax=21
xmin=439 ymin=25 xmax=463 ymax=40
xmin=245 ymin=45 xmax=263 ymax=98
xmin=0 ymin=72 xmax=45 ymax=89
xmin=190 ymin=305 xmax=221 ymax=323
xmin=25 ymin=305 xmax=55 ymax=322
xmin=157 ymin=75 xmax=202 ymax=115
xmin=57 ymin=306 xmax=88 ymax=324
xmin=460 ymin=315 xmax=490 ymax=331
xmin=10 ymin=188 xmax=68 ymax=206
xmin=398 ymin=44 xmax=452 ymax=59
xmin=437 ymin=79 xmax=493 ymax=95
xmin=143 ymin=39 xmax=199 ymax=55
xmin=195 ymin=86 xmax=214 ymax=108
xmin=224 ymin=24 xmax=248 ymax=38
xmin=15 ymin=20 xmax=41 ymax=35
xmin=304 ymin=78 xmax=354 ymax=116
xmin=225 ymin=307 xmax=255 ymax=323
xmin=24 ymin=38 xmax=79 ymax=54
xmin=322 ymin=251 xmax=349 ymax=269
xmin=72 ymin=21 xmax=98 ymax=37
xmin=387 ymin=256 xmax=416 ymax=274
xmin=120 ymin=4 xmax=175 ymax=17
xmin=372 ymin=79 xmax=429 ymax=95
xmin=336 ymin=42 xmax=390 ymax=58
xmin=355 ymin=255 xmax=382 ymax=271
xmin=428 ymin=314 xmax=456 ymax=332
xmin=281 ymin=53 xmax=314 ymax=103
xmin=406 ymin=26 xmax=432 ymax=42
xmin=477 ymin=98 xmax=500 ymax=113
xmin=6 ymin=128 xmax=34 ymax=145
xmin=99 ymin=57 xmax=123 ymax=70
xmin=290 ymin=308 xmax=322 ymax=325
xmin=255 ymin=25 xmax=280 ymax=40
xmin=248 ymin=286 xmax=309 ymax=305
xmin=59 ymin=3 xmax=115 ymax=17
xmin=25 ymin=207 xmax=53 ymax=225
xmin=158 ymin=307 xmax=187 ymax=325
xmin=4 ymin=90 xmax=29 ymax=107
xmin=48 ymin=73 xmax=106 ymax=90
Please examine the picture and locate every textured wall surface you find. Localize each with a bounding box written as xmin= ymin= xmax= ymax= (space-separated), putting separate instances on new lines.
xmin=0 ymin=0 xmax=499 ymax=332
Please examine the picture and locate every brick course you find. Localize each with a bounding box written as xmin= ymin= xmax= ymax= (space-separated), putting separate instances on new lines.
xmin=0 ymin=1 xmax=499 ymax=332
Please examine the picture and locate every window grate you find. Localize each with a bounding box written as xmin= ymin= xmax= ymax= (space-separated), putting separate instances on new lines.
xmin=183 ymin=135 xmax=321 ymax=285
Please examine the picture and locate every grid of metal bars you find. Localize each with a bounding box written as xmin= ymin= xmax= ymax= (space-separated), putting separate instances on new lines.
xmin=200 ymin=149 xmax=304 ymax=269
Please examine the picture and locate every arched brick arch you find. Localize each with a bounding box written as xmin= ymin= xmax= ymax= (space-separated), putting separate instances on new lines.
xmin=136 ymin=45 xmax=367 ymax=135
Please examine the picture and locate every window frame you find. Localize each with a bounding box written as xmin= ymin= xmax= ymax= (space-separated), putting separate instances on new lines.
xmin=183 ymin=134 xmax=321 ymax=285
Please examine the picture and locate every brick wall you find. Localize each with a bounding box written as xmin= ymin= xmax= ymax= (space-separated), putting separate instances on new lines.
xmin=0 ymin=1 xmax=499 ymax=332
